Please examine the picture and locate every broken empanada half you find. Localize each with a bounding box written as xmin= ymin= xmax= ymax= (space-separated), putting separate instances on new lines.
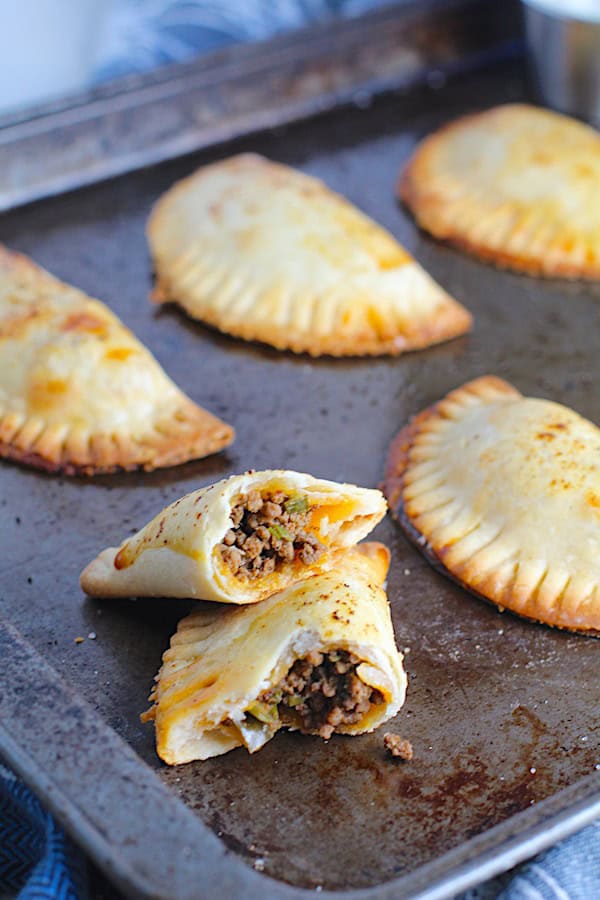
xmin=383 ymin=376 xmax=600 ymax=633
xmin=147 ymin=153 xmax=472 ymax=356
xmin=400 ymin=104 xmax=600 ymax=279
xmin=81 ymin=469 xmax=387 ymax=604
xmin=0 ymin=245 xmax=233 ymax=474
xmin=142 ymin=543 xmax=407 ymax=764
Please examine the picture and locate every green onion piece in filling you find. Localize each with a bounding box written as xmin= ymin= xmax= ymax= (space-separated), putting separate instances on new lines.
xmin=246 ymin=700 xmax=280 ymax=725
xmin=285 ymin=695 xmax=304 ymax=708
xmin=268 ymin=523 xmax=293 ymax=541
xmin=284 ymin=495 xmax=310 ymax=515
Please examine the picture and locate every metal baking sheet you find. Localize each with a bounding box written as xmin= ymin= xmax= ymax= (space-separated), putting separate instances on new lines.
xmin=0 ymin=10 xmax=599 ymax=900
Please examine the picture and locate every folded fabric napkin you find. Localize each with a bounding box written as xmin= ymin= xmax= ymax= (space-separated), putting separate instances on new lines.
xmin=0 ymin=764 xmax=87 ymax=899
xmin=94 ymin=0 xmax=390 ymax=81
xmin=2 ymin=759 xmax=598 ymax=900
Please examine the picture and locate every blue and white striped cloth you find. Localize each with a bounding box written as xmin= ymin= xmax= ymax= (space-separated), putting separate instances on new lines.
xmin=0 ymin=765 xmax=87 ymax=899
xmin=1 ymin=758 xmax=598 ymax=899
xmin=94 ymin=0 xmax=395 ymax=81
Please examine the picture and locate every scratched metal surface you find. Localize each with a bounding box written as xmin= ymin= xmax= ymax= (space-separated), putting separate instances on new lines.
xmin=0 ymin=61 xmax=598 ymax=894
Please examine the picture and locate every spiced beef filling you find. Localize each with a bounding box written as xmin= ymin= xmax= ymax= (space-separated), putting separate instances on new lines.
xmin=219 ymin=490 xmax=324 ymax=578
xmin=257 ymin=650 xmax=384 ymax=740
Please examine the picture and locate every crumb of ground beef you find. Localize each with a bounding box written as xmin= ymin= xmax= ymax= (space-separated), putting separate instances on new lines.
xmin=383 ymin=733 xmax=413 ymax=760
xmin=259 ymin=650 xmax=383 ymax=739
xmin=220 ymin=490 xmax=324 ymax=578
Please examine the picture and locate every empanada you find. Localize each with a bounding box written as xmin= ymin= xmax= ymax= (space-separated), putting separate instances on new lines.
xmin=147 ymin=153 xmax=472 ymax=356
xmin=400 ymin=104 xmax=600 ymax=278
xmin=0 ymin=245 xmax=234 ymax=474
xmin=81 ymin=469 xmax=387 ymax=604
xmin=142 ymin=543 xmax=407 ymax=763
xmin=384 ymin=376 xmax=600 ymax=633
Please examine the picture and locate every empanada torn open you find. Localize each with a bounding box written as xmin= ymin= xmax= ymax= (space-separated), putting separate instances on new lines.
xmin=142 ymin=543 xmax=407 ymax=764
xmin=0 ymin=245 xmax=233 ymax=474
xmin=383 ymin=376 xmax=600 ymax=634
xmin=81 ymin=469 xmax=388 ymax=604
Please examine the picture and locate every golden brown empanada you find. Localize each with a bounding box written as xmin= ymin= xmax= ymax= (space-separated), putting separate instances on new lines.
xmin=81 ymin=469 xmax=387 ymax=604
xmin=147 ymin=153 xmax=472 ymax=356
xmin=142 ymin=543 xmax=407 ymax=764
xmin=384 ymin=376 xmax=600 ymax=633
xmin=400 ymin=104 xmax=600 ymax=278
xmin=0 ymin=245 xmax=233 ymax=474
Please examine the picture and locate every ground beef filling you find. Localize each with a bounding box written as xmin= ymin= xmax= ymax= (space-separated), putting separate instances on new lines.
xmin=219 ymin=490 xmax=325 ymax=578
xmin=261 ymin=650 xmax=384 ymax=740
xmin=383 ymin=733 xmax=413 ymax=761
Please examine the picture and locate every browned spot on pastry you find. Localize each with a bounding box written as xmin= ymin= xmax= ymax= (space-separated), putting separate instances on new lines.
xmin=27 ymin=377 xmax=70 ymax=413
xmin=0 ymin=308 xmax=40 ymax=339
xmin=114 ymin=547 xmax=129 ymax=570
xmin=62 ymin=312 xmax=106 ymax=334
xmin=105 ymin=346 xmax=135 ymax=362
xmin=587 ymin=491 xmax=600 ymax=510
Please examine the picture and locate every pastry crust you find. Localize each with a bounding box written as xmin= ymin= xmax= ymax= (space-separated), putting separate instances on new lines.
xmin=80 ymin=469 xmax=387 ymax=604
xmin=143 ymin=543 xmax=407 ymax=764
xmin=400 ymin=104 xmax=600 ymax=279
xmin=383 ymin=376 xmax=600 ymax=633
xmin=147 ymin=153 xmax=472 ymax=356
xmin=0 ymin=245 xmax=233 ymax=474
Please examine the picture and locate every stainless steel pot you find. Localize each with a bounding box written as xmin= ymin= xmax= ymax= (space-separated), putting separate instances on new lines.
xmin=522 ymin=0 xmax=600 ymax=124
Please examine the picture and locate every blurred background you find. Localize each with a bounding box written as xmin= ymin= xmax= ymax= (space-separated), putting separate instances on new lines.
xmin=0 ymin=0 xmax=401 ymax=116
xmin=2 ymin=1 xmax=600 ymax=124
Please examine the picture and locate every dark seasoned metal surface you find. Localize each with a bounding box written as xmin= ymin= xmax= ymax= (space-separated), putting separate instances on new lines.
xmin=0 ymin=60 xmax=599 ymax=897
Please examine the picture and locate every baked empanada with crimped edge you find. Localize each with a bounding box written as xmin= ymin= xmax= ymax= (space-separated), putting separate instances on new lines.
xmin=0 ymin=245 xmax=233 ymax=475
xmin=147 ymin=153 xmax=472 ymax=356
xmin=81 ymin=469 xmax=387 ymax=604
xmin=383 ymin=376 xmax=600 ymax=634
xmin=141 ymin=542 xmax=407 ymax=764
xmin=400 ymin=104 xmax=600 ymax=279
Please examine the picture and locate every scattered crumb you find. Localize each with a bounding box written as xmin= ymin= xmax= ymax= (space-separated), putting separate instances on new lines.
xmin=384 ymin=732 xmax=413 ymax=761
xmin=74 ymin=636 xmax=85 ymax=644
xmin=87 ymin=631 xmax=97 ymax=640
xmin=529 ymin=767 xmax=536 ymax=774
xmin=403 ymin=568 xmax=411 ymax=576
